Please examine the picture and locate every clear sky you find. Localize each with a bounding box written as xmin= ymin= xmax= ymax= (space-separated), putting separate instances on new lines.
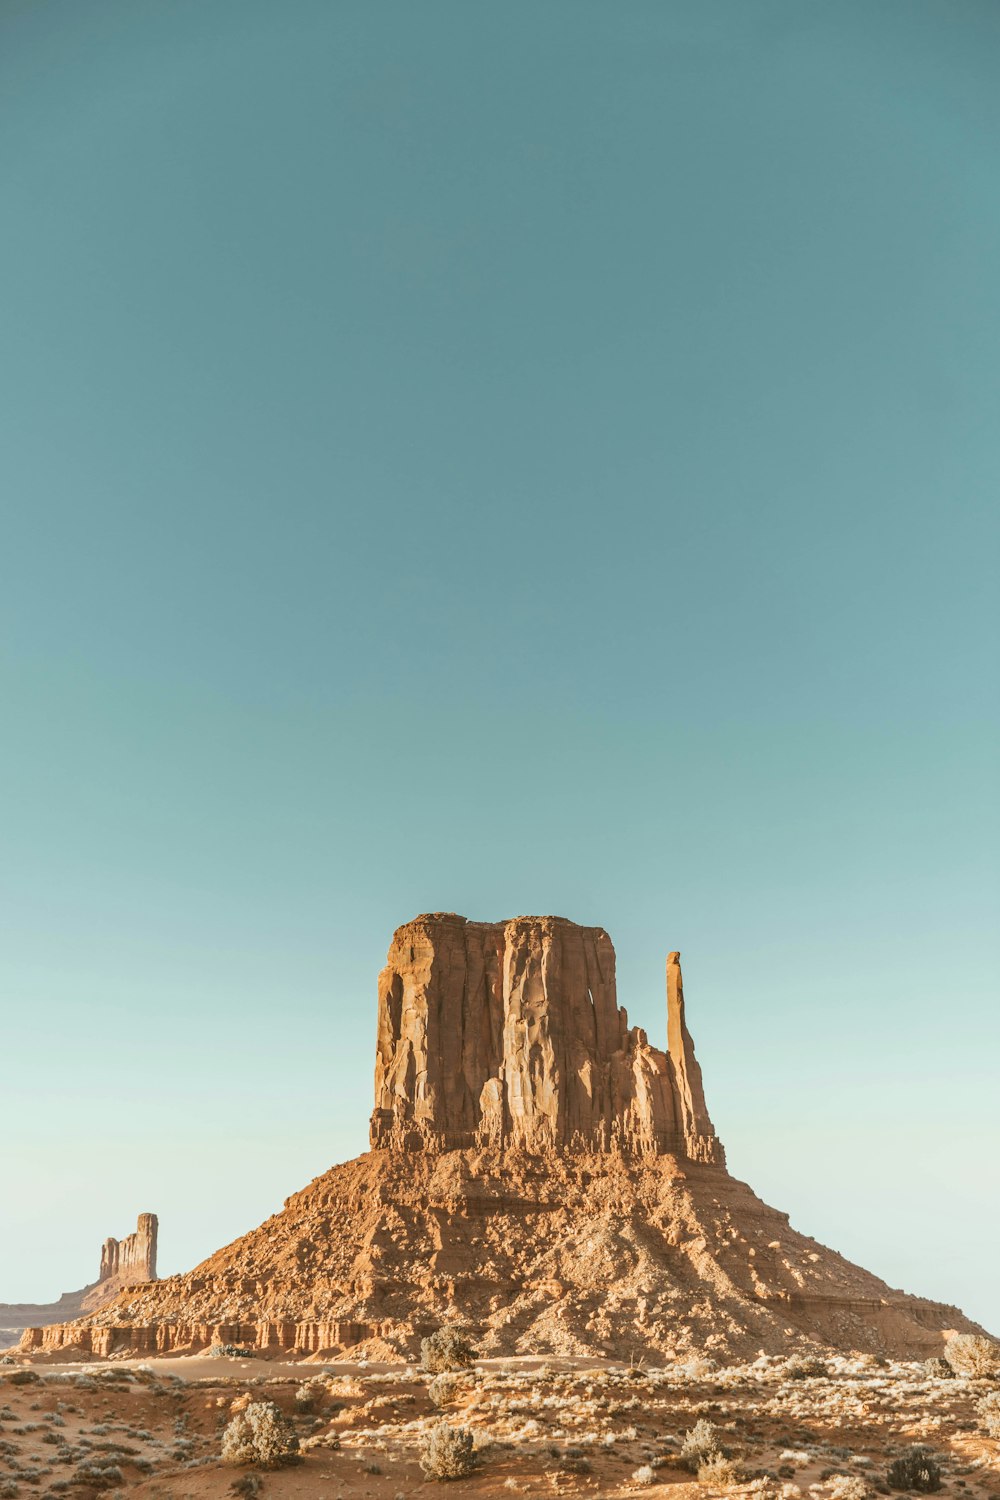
xmin=2 ymin=1 xmax=997 ymax=1337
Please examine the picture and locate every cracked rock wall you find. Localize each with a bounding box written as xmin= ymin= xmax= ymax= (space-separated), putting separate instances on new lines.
xmin=370 ymin=913 xmax=724 ymax=1164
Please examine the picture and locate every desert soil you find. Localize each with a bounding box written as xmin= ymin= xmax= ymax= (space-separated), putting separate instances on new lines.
xmin=0 ymin=1351 xmax=997 ymax=1500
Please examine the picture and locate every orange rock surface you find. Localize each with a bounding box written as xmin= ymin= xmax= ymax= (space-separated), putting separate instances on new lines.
xmin=16 ymin=917 xmax=990 ymax=1363
xmin=371 ymin=915 xmax=723 ymax=1163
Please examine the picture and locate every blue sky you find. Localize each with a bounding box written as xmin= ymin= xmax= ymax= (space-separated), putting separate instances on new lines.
xmin=1 ymin=0 xmax=997 ymax=1335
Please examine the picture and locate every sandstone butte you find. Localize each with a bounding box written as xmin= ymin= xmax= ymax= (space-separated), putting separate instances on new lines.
xmin=16 ymin=915 xmax=991 ymax=1364
xmin=0 ymin=1213 xmax=157 ymax=1345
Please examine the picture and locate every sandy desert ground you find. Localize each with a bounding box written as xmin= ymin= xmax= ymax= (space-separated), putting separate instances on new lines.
xmin=0 ymin=1349 xmax=997 ymax=1500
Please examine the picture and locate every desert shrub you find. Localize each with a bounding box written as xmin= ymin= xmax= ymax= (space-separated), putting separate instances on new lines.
xmin=229 ymin=1477 xmax=261 ymax=1498
xmin=420 ymin=1327 xmax=477 ymax=1374
xmin=5 ymin=1371 xmax=39 ymax=1386
xmin=944 ymin=1334 xmax=1000 ymax=1379
xmin=784 ymin=1356 xmax=829 ymax=1380
xmin=828 ymin=1477 xmax=872 ymax=1500
xmin=556 ymin=1449 xmax=592 ymax=1475
xmin=428 ymin=1372 xmax=463 ymax=1407
xmin=922 ymin=1357 xmax=953 ymax=1380
xmin=886 ymin=1447 xmax=942 ymax=1492
xmin=0 ymin=1483 xmax=16 ymax=1499
xmin=697 ymin=1451 xmax=741 ymax=1487
xmin=210 ymin=1344 xmax=256 ymax=1360
xmin=70 ymin=1462 xmax=124 ymax=1489
xmin=221 ymin=1402 xmax=300 ymax=1468
xmin=632 ymin=1464 xmax=656 ymax=1485
xmin=681 ymin=1420 xmax=724 ymax=1472
xmin=293 ymin=1379 xmax=327 ymax=1413
xmin=419 ymin=1421 xmax=476 ymax=1480
xmin=976 ymin=1390 xmax=1000 ymax=1438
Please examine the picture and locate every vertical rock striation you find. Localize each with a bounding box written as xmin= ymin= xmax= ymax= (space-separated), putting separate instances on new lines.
xmin=370 ymin=914 xmax=724 ymax=1164
xmin=98 ymin=1213 xmax=158 ymax=1287
xmin=80 ymin=1215 xmax=158 ymax=1310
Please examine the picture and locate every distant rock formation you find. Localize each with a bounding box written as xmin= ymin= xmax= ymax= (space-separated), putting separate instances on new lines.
xmin=0 ymin=1214 xmax=157 ymax=1347
xmin=23 ymin=918 xmax=992 ymax=1363
xmin=370 ymin=914 xmax=724 ymax=1163
xmin=93 ymin=1213 xmax=157 ymax=1306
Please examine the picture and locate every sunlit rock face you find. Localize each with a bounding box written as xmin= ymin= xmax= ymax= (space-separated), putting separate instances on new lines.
xmin=370 ymin=913 xmax=724 ymax=1164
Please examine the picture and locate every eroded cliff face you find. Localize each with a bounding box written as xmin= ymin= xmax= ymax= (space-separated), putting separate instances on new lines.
xmin=370 ymin=914 xmax=724 ymax=1164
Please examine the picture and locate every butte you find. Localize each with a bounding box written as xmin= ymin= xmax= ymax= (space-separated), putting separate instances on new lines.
xmin=20 ymin=914 xmax=989 ymax=1363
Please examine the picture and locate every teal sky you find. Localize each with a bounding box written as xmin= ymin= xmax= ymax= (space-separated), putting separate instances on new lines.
xmin=2 ymin=1 xmax=997 ymax=1337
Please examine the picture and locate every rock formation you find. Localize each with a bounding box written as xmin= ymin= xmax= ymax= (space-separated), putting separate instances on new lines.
xmin=16 ymin=917 xmax=993 ymax=1363
xmin=370 ymin=915 xmax=724 ymax=1163
xmin=94 ymin=1213 xmax=158 ymax=1303
xmin=0 ymin=1214 xmax=158 ymax=1347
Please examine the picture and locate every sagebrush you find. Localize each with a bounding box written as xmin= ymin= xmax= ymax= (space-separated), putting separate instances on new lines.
xmin=419 ymin=1421 xmax=477 ymax=1480
xmin=681 ymin=1420 xmax=725 ymax=1472
xmin=976 ymin=1390 xmax=1000 ymax=1439
xmin=944 ymin=1334 xmax=1000 ymax=1379
xmin=698 ymin=1451 xmax=741 ymax=1487
xmin=294 ymin=1379 xmax=327 ymax=1412
xmin=221 ymin=1401 xmax=300 ymax=1468
xmin=420 ymin=1326 xmax=477 ymax=1374
xmin=428 ymin=1371 xmax=463 ymax=1407
xmin=785 ymin=1355 xmax=829 ymax=1380
xmin=886 ymin=1447 xmax=942 ymax=1493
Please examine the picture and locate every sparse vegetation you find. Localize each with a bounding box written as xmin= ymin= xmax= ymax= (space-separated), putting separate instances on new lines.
xmin=922 ymin=1356 xmax=953 ymax=1380
xmin=428 ymin=1372 xmax=463 ymax=1407
xmin=419 ymin=1420 xmax=477 ymax=1480
xmin=420 ymin=1326 xmax=477 ymax=1374
xmin=229 ymin=1476 xmax=262 ymax=1498
xmin=976 ymin=1388 xmax=1000 ymax=1438
xmin=681 ymin=1419 xmax=725 ymax=1472
xmin=293 ymin=1379 xmax=326 ymax=1413
xmin=210 ymin=1344 xmax=256 ymax=1360
xmin=220 ymin=1401 xmax=300 ymax=1468
xmin=943 ymin=1334 xmax=1000 ymax=1379
xmin=784 ymin=1355 xmax=830 ymax=1380
xmin=697 ymin=1450 xmax=742 ymax=1487
xmin=70 ymin=1461 xmax=124 ymax=1489
xmin=0 ymin=1345 xmax=993 ymax=1497
xmin=886 ymin=1446 xmax=942 ymax=1492
xmin=828 ymin=1476 xmax=873 ymax=1500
